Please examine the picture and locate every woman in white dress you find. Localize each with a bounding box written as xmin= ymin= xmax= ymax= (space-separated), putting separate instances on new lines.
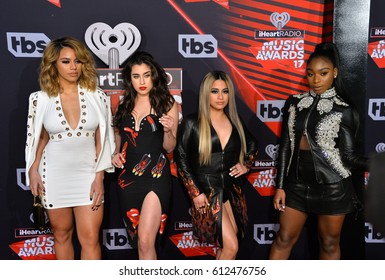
xmin=25 ymin=37 xmax=115 ymax=259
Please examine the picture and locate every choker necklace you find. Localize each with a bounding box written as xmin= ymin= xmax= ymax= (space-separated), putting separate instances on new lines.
xmin=309 ymin=87 xmax=336 ymax=98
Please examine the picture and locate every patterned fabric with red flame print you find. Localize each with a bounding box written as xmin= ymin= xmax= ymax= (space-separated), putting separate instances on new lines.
xmin=132 ymin=154 xmax=151 ymax=176
xmin=117 ymin=113 xmax=172 ymax=249
xmin=191 ymin=189 xmax=221 ymax=247
xmin=174 ymin=114 xmax=258 ymax=248
xmin=123 ymin=127 xmax=138 ymax=147
xmin=151 ymin=153 xmax=167 ymax=178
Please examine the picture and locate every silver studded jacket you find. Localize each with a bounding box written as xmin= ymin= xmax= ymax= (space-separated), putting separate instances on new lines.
xmin=276 ymin=88 xmax=367 ymax=189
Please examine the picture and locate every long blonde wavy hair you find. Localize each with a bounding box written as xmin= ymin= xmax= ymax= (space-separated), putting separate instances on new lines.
xmin=198 ymin=71 xmax=247 ymax=165
xmin=39 ymin=36 xmax=97 ymax=97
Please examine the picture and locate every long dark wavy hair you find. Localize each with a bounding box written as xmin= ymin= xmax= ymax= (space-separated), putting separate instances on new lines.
xmin=307 ymin=42 xmax=360 ymax=136
xmin=113 ymin=51 xmax=174 ymax=128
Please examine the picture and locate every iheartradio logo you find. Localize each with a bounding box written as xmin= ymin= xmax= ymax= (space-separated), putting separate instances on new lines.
xmin=85 ymin=22 xmax=141 ymax=68
xmin=270 ymin=12 xmax=290 ymax=30
xmin=375 ymin=142 xmax=385 ymax=153
xmin=265 ymin=144 xmax=279 ymax=160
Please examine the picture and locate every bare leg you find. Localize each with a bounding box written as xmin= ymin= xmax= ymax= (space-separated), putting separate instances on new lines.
xmin=318 ymin=214 xmax=345 ymax=260
xmin=47 ymin=208 xmax=75 ymax=260
xmin=137 ymin=191 xmax=162 ymax=260
xmin=216 ymin=201 xmax=238 ymax=260
xmin=74 ymin=204 xmax=104 ymax=259
xmin=269 ymin=207 xmax=308 ymax=260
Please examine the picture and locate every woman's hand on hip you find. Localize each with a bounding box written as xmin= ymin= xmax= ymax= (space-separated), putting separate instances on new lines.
xmin=229 ymin=162 xmax=248 ymax=178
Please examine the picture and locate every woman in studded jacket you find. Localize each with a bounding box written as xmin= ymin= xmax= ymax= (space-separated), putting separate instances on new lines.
xmin=175 ymin=71 xmax=258 ymax=260
xmin=269 ymin=42 xmax=368 ymax=260
xmin=26 ymin=37 xmax=115 ymax=259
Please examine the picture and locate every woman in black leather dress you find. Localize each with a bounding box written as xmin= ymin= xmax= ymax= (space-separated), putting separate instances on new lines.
xmin=269 ymin=43 xmax=368 ymax=259
xmin=175 ymin=71 xmax=258 ymax=260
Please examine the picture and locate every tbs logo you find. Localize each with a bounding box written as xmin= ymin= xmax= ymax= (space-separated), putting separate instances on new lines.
xmin=254 ymin=223 xmax=280 ymax=244
xmin=7 ymin=32 xmax=50 ymax=58
xmin=256 ymin=100 xmax=285 ymax=122
xmin=178 ymin=34 xmax=217 ymax=58
xmin=368 ymin=98 xmax=385 ymax=121
xmin=365 ymin=223 xmax=385 ymax=243
xmin=102 ymin=228 xmax=133 ymax=250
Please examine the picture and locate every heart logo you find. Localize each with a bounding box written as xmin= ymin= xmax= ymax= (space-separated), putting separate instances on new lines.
xmin=270 ymin=12 xmax=290 ymax=30
xmin=85 ymin=22 xmax=141 ymax=68
xmin=265 ymin=144 xmax=279 ymax=160
xmin=375 ymin=142 xmax=385 ymax=153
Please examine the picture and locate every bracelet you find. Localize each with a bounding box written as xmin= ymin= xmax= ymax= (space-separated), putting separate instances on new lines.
xmin=111 ymin=152 xmax=118 ymax=157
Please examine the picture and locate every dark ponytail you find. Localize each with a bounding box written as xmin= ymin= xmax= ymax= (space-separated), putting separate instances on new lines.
xmin=308 ymin=42 xmax=345 ymax=97
xmin=308 ymin=42 xmax=360 ymax=137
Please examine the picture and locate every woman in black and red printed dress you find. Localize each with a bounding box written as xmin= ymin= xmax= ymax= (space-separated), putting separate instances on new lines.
xmin=111 ymin=51 xmax=178 ymax=260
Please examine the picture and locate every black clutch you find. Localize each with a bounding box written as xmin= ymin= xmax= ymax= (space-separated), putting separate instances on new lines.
xmin=33 ymin=196 xmax=48 ymax=231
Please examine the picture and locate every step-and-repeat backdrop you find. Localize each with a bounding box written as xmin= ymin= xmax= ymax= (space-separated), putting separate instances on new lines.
xmin=365 ymin=0 xmax=385 ymax=259
xmin=1 ymin=0 xmax=384 ymax=260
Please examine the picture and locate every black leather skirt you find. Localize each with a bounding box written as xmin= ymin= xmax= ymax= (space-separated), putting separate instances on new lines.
xmin=285 ymin=150 xmax=355 ymax=215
